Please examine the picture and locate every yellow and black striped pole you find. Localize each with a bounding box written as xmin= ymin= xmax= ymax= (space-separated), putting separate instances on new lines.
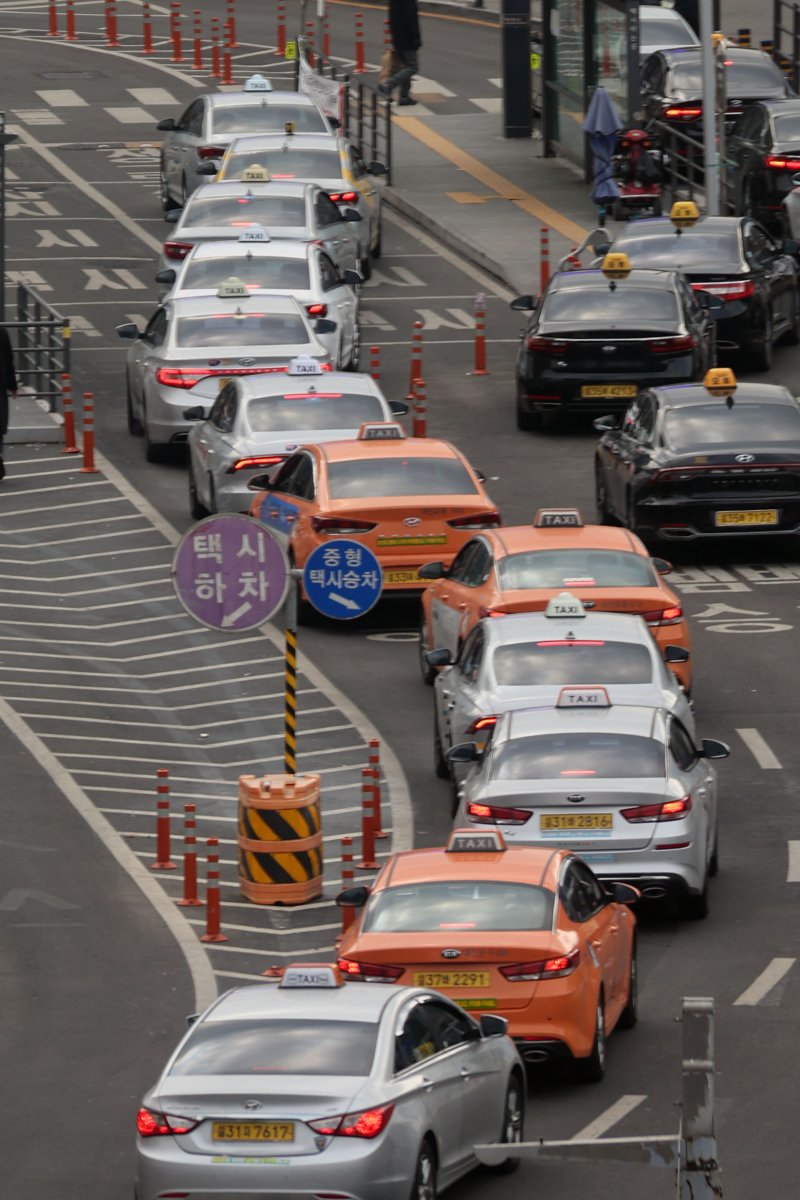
xmin=284 ymin=571 xmax=300 ymax=774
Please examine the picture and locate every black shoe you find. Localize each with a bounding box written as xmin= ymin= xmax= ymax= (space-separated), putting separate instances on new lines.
xmin=377 ymin=82 xmax=392 ymax=98
xmin=398 ymin=96 xmax=417 ymax=106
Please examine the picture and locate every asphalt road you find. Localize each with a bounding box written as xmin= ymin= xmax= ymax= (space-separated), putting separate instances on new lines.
xmin=1 ymin=3 xmax=799 ymax=1199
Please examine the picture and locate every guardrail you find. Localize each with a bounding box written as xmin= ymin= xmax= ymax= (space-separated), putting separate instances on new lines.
xmin=9 ymin=283 xmax=70 ymax=412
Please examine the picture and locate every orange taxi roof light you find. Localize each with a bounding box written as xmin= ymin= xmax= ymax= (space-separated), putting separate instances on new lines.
xmin=446 ymin=829 xmax=506 ymax=853
xmin=279 ymin=963 xmax=343 ymax=988
xmin=703 ymin=367 xmax=737 ymax=398
xmin=534 ymin=508 xmax=583 ymax=528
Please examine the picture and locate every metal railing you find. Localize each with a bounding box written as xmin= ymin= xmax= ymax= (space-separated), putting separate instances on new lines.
xmin=773 ymin=0 xmax=800 ymax=92
xmin=10 ymin=283 xmax=70 ymax=412
xmin=647 ymin=119 xmax=737 ymax=216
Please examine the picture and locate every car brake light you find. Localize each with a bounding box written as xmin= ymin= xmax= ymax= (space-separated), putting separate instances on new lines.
xmin=648 ymin=335 xmax=697 ymax=354
xmin=197 ymin=145 xmax=226 ymax=160
xmin=163 ymin=241 xmax=193 ymax=261
xmin=466 ymin=716 xmax=498 ymax=733
xmin=309 ymin=1103 xmax=394 ymax=1139
xmin=535 ymin=639 xmax=605 ymax=646
xmin=137 ymin=1107 xmax=198 ymax=1137
xmin=337 ymin=957 xmax=403 ymax=982
xmin=467 ymin=801 xmax=532 ymax=825
xmin=328 ymin=192 xmax=359 ymax=204
xmin=499 ymin=949 xmax=581 ymax=981
xmin=478 ymin=606 xmax=506 ymax=618
xmin=691 ymin=279 xmax=756 ymax=300
xmin=155 ymin=366 xmax=291 ymax=390
xmin=641 ymin=605 xmax=683 ymax=626
xmin=664 ymin=106 xmax=703 ymax=119
xmin=305 ymin=303 xmax=328 ymax=317
xmin=227 ymin=455 xmax=286 ymax=472
xmin=621 ymin=794 xmax=692 ymax=822
xmin=526 ymin=336 xmax=569 ymax=353
xmin=311 ymin=516 xmax=377 ymax=533
xmin=765 ymin=155 xmax=800 ymax=170
xmin=447 ymin=510 xmax=502 ymax=530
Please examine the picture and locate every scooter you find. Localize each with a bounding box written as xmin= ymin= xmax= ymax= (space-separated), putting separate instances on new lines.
xmin=611 ymin=128 xmax=664 ymax=220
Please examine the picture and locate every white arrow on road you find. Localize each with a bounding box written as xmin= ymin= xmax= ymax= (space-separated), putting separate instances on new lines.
xmin=221 ymin=601 xmax=253 ymax=627
xmin=328 ymin=593 xmax=360 ymax=611
xmin=0 ymin=888 xmax=78 ymax=911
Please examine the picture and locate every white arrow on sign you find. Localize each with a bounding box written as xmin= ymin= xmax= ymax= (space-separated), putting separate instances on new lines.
xmin=0 ymin=888 xmax=78 ymax=912
xmin=221 ymin=601 xmax=253 ymax=628
xmin=328 ymin=593 xmax=360 ymax=611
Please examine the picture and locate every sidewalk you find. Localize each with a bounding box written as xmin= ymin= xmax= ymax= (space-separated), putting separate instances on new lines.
xmin=7 ymin=391 xmax=63 ymax=445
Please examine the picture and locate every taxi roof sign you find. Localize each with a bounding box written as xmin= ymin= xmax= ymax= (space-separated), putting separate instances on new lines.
xmin=545 ymin=591 xmax=586 ymax=619
xmin=279 ymin=963 xmax=343 ymax=988
xmin=243 ymin=73 xmax=273 ymax=92
xmin=357 ymin=421 xmax=406 ymax=441
xmin=670 ymin=200 xmax=700 ymax=229
xmin=602 ymin=252 xmax=631 ymax=281
xmin=446 ymin=829 xmax=506 ymax=853
xmin=241 ymin=164 xmax=271 ymax=183
xmin=285 ymin=121 xmax=296 ymax=136
xmin=216 ymin=276 xmax=250 ymax=300
xmin=703 ymin=366 xmax=737 ymax=397
xmin=288 ymin=354 xmax=323 ymax=376
xmin=239 ymin=225 xmax=270 ymax=242
xmin=557 ymin=685 xmax=611 ymax=708
xmin=534 ymin=507 xmax=583 ymax=528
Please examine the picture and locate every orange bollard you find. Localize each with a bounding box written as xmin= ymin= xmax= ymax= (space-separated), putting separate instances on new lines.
xmin=408 ymin=319 xmax=423 ymax=392
xmin=151 ymin=768 xmax=177 ymax=870
xmin=368 ymin=739 xmax=386 ymax=838
xmin=210 ymin=17 xmax=221 ymax=78
xmin=65 ymin=0 xmax=77 ymax=42
xmin=369 ymin=344 xmax=380 ymax=382
xmin=359 ymin=767 xmax=378 ymax=869
xmin=412 ymin=377 xmax=427 ymax=438
xmin=47 ymin=0 xmax=59 ymax=36
xmin=192 ymin=9 xmax=203 ymax=69
xmin=383 ymin=15 xmax=391 ymax=48
xmin=539 ymin=226 xmax=550 ymax=296
xmin=468 ymin=292 xmax=491 ymax=376
xmin=60 ymin=373 xmax=79 ymax=454
xmin=201 ymin=838 xmax=228 ymax=942
xmin=171 ymin=2 xmax=184 ymax=63
xmin=340 ymin=835 xmax=356 ymax=933
xmin=142 ymin=1 xmax=154 ymax=54
xmin=225 ymin=0 xmax=237 ymax=47
xmin=323 ymin=14 xmax=331 ymax=59
xmin=222 ymin=48 xmax=234 ymax=85
xmin=79 ymin=392 xmax=98 ymax=474
xmin=106 ymin=0 xmax=119 ymax=48
xmin=354 ymin=11 xmax=366 ymax=73
xmin=177 ymin=803 xmax=204 ymax=906
xmin=306 ymin=21 xmax=315 ymax=67
xmin=276 ymin=0 xmax=286 ymax=56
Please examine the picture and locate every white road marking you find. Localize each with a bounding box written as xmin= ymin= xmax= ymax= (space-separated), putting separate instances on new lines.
xmin=36 ymin=89 xmax=87 ymax=107
xmin=127 ymin=87 xmax=177 ymax=105
xmin=734 ymin=958 xmax=795 ymax=1006
xmin=104 ymin=106 xmax=155 ymax=124
xmin=736 ymin=728 xmax=782 ymax=769
xmin=471 ymin=98 xmax=502 ymax=114
xmin=415 ymin=75 xmax=456 ymax=96
xmin=385 ymin=208 xmax=514 ymax=301
xmin=570 ymin=1095 xmax=646 ymax=1141
xmin=489 ymin=77 xmax=503 ymax=88
xmin=12 ymin=109 xmax=63 ymax=125
xmin=787 ymin=842 xmax=800 ymax=882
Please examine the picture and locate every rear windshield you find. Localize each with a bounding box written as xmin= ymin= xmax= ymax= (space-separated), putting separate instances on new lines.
xmin=185 ymin=195 xmax=307 ymax=228
xmin=492 ymin=733 xmax=665 ymax=779
xmin=327 ymin=457 xmax=477 ymax=499
xmin=492 ymin=641 xmax=653 ymax=686
xmin=671 ymin=59 xmax=786 ymax=97
xmin=544 ymin=286 xmax=679 ymax=323
xmin=663 ymin=402 xmax=800 ymax=450
xmin=211 ymin=105 xmax=328 ymax=135
xmin=362 ymin=881 xmax=554 ymax=933
xmin=175 ymin=313 xmax=308 ymax=347
xmin=640 ymin=15 xmax=698 ymax=48
xmin=181 ymin=258 xmax=310 ymax=292
xmin=225 ymin=148 xmax=341 ymax=180
xmin=496 ymin=549 xmax=657 ymax=589
xmin=247 ymin=393 xmax=384 ymax=431
xmin=773 ymin=113 xmax=800 ymax=142
xmin=170 ymin=1019 xmax=376 ymax=1076
xmin=616 ymin=227 xmax=742 ymax=270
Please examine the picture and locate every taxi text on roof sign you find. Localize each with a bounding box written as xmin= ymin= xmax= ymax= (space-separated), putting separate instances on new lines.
xmin=288 ymin=355 xmax=323 ymax=376
xmin=545 ymin=591 xmax=586 ymax=619
xmin=217 ymin=276 xmax=250 ymax=300
xmin=670 ymin=199 xmax=700 ymax=229
xmin=241 ymin=164 xmax=271 ymax=183
xmin=358 ymin=422 xmax=405 ymax=441
xmin=447 ymin=829 xmax=506 ymax=853
xmin=704 ymin=366 xmax=737 ymax=398
xmin=601 ymin=252 xmax=631 ymax=280
xmin=243 ymin=73 xmax=273 ymax=91
xmin=557 ymin=685 xmax=611 ymax=708
xmin=534 ymin=507 xmax=583 ymax=528
xmin=239 ymin=226 xmax=271 ymax=242
xmin=280 ymin=963 xmax=343 ymax=988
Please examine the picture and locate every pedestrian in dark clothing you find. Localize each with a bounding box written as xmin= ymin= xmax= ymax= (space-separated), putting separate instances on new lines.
xmin=378 ymin=0 xmax=422 ymax=106
xmin=0 ymin=324 xmax=17 ymax=482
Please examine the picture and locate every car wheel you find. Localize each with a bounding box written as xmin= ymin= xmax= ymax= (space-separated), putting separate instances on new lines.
xmin=488 ymin=1074 xmax=525 ymax=1174
xmin=159 ymin=159 xmax=172 ymax=215
xmin=409 ymin=1139 xmax=437 ymax=1200
xmin=575 ymin=993 xmax=606 ymax=1082
xmin=347 ymin=323 xmax=361 ymax=371
xmin=207 ymin=475 xmax=219 ymax=515
xmin=783 ymin=290 xmax=800 ymax=346
xmin=682 ymin=877 xmax=709 ymax=920
xmin=742 ymin=176 xmax=755 ymax=217
xmin=617 ymin=939 xmax=638 ymax=1030
xmin=126 ymin=376 xmax=143 ymax=436
xmin=358 ymin=253 xmax=372 ymax=282
xmin=709 ymin=831 xmax=719 ymax=877
xmin=418 ymin=609 xmax=436 ymax=685
xmin=746 ymin=311 xmax=773 ymax=371
xmin=515 ymin=379 xmax=541 ymax=431
xmin=372 ymin=214 xmax=382 ymax=260
xmin=188 ymin=464 xmax=208 ymax=519
xmin=433 ymin=706 xmax=450 ymax=780
xmin=595 ymin=469 xmax=614 ymax=524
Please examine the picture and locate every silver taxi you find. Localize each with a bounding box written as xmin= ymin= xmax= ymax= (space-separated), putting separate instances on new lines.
xmin=156 ymin=230 xmax=361 ymax=370
xmin=160 ymin=179 xmax=362 ymax=276
xmin=157 ymin=75 xmax=334 ymax=210
xmin=135 ymin=963 xmax=524 ymax=1200
xmin=185 ymin=360 xmax=409 ymax=516
xmin=117 ymin=282 xmax=334 ymax=461
xmin=449 ymin=688 xmax=729 ymax=918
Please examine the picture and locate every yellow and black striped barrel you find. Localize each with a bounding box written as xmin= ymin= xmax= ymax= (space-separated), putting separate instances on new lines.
xmin=237 ymin=774 xmax=323 ymax=905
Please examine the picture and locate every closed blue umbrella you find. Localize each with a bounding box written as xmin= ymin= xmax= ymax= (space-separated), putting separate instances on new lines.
xmin=583 ymin=87 xmax=623 ymax=223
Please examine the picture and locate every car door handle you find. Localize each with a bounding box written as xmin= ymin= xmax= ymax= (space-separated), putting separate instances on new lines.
xmin=458 ymin=602 xmax=467 ymax=609
xmin=421 ymin=1076 xmax=433 ymax=1091
xmin=460 ymin=1067 xmax=472 ymax=1081
xmin=592 ymin=939 xmax=603 ymax=949
xmin=440 ymin=592 xmax=449 ymax=600
xmin=441 ymin=688 xmax=451 ymax=699
xmin=609 ymin=925 xmax=619 ymax=934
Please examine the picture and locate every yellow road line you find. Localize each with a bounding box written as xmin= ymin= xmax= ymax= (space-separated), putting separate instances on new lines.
xmin=393 ymin=116 xmax=589 ymax=242
xmin=327 ymin=0 xmax=496 ymax=28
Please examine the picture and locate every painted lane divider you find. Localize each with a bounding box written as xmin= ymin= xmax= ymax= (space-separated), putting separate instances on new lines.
xmin=201 ymin=837 xmax=228 ymax=942
xmin=787 ymin=841 xmax=800 ymax=882
xmin=571 ymin=1095 xmax=647 ymax=1141
xmin=151 ymin=767 xmax=176 ymax=871
xmin=734 ymin=957 xmax=795 ymax=1006
xmin=736 ymin=728 xmax=782 ymax=769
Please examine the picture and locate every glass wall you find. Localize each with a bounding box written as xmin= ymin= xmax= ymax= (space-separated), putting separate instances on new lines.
xmin=551 ymin=0 xmax=586 ymax=163
xmin=595 ymin=0 xmax=628 ymax=117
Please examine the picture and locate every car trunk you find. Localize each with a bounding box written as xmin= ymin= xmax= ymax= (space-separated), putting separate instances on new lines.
xmin=324 ymin=496 xmax=497 ymax=564
xmin=534 ymin=330 xmax=694 ymax=375
xmin=649 ymin=449 xmax=800 ymax=501
xmin=488 ymin=586 xmax=672 ymax=621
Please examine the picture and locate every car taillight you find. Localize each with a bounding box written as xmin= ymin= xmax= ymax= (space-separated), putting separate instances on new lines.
xmin=163 ymin=241 xmax=193 ymax=261
xmin=765 ymin=155 xmax=800 ymax=170
xmin=466 ymin=716 xmax=498 ymax=733
xmin=447 ymin=510 xmax=502 ymax=530
xmin=197 ymin=145 xmax=226 ymax=160
xmin=327 ymin=192 xmax=358 ymax=204
xmin=642 ymin=605 xmax=683 ymax=626
xmin=621 ymin=795 xmax=692 ymax=822
xmin=136 ymin=1108 xmax=198 ymax=1137
xmin=499 ymin=949 xmax=581 ymax=981
xmin=309 ymin=1103 xmax=394 ymax=1139
xmin=155 ymin=367 xmax=216 ymax=389
xmin=467 ymin=801 xmax=531 ymax=825
xmin=691 ymin=279 xmax=756 ymax=301
xmin=337 ymin=957 xmax=403 ymax=982
xmin=663 ymin=106 xmax=703 ymax=120
xmin=227 ymin=455 xmax=286 ymax=473
xmin=525 ymin=336 xmax=569 ymax=353
xmin=311 ymin=516 xmax=377 ymax=533
xmin=306 ymin=303 xmax=328 ymax=317
xmin=648 ymin=335 xmax=697 ymax=354
xmin=477 ymin=606 xmax=506 ymax=619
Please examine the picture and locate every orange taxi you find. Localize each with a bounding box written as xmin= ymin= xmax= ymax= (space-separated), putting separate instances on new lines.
xmin=248 ymin=422 xmax=500 ymax=604
xmin=337 ymin=829 xmax=638 ymax=1079
xmin=419 ymin=507 xmax=691 ymax=690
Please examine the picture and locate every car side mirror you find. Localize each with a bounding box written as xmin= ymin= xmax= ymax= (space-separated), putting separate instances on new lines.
xmin=424 ymin=648 xmax=452 ymax=668
xmin=783 ymin=238 xmax=799 ymax=255
xmin=664 ymin=644 xmax=689 ymax=664
xmin=196 ymin=161 xmax=218 ymax=176
xmin=700 ymin=738 xmax=730 ymax=760
xmin=606 ymin=882 xmax=641 ymax=905
xmin=343 ymin=208 xmax=362 ymax=222
xmin=474 ymin=468 xmax=487 ymax=483
xmin=651 ymin=557 xmax=673 ymax=575
xmin=368 ymin=160 xmax=387 ymax=175
xmin=182 ymin=405 xmax=207 ymax=421
xmin=593 ymin=414 xmax=619 ymax=431
xmin=445 ymin=742 xmax=480 ymax=764
xmin=115 ymin=322 xmax=141 ymax=340
xmin=315 ymin=318 xmax=337 ymax=334
xmin=247 ymin=473 xmax=274 ymax=491
xmin=417 ymin=561 xmax=445 ymax=581
xmin=336 ymin=885 xmax=371 ymax=908
xmin=479 ymin=1013 xmax=508 ymax=1038
xmin=389 ymin=400 xmax=409 ymax=416
xmin=164 ymin=208 xmax=183 ymax=224
xmin=155 ymin=268 xmax=176 ymax=285
xmin=157 ymin=117 xmax=177 ymax=132
xmin=343 ymin=268 xmax=364 ymax=286
xmin=510 ymin=294 xmax=537 ymax=311
xmin=186 ymin=1012 xmax=199 ymax=1027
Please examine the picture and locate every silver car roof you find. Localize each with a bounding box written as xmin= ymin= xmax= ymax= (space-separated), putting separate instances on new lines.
xmin=208 ymin=92 xmax=323 ymax=111
xmin=481 ymin=610 xmax=654 ymax=649
xmin=224 ymin=132 xmax=344 ymax=152
xmin=166 ymin=293 xmax=309 ymax=318
xmin=232 ymin=372 xmax=386 ymax=400
xmin=497 ymin=704 xmax=662 ymax=740
xmin=204 ymin=981 xmax=423 ymax=1023
xmin=186 ymin=180 xmax=316 ymax=201
xmin=181 ymin=239 xmax=313 ymax=263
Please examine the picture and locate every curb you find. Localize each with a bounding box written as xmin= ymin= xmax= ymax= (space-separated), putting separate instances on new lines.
xmin=7 ymin=394 xmax=63 ymax=445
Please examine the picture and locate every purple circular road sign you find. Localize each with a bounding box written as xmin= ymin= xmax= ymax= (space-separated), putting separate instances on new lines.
xmin=172 ymin=514 xmax=289 ymax=632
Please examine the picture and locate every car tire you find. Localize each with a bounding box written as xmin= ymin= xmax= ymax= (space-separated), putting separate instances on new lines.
xmin=127 ymin=376 xmax=143 ymax=436
xmin=418 ymin=609 xmax=436 ymax=685
xmin=207 ymin=475 xmax=219 ymax=515
xmin=595 ymin=469 xmax=614 ymax=524
xmin=617 ymin=939 xmax=638 ymax=1030
xmin=488 ymin=1074 xmax=525 ymax=1174
xmin=783 ymin=291 xmax=800 ymax=346
xmin=709 ymin=831 xmax=719 ymax=877
xmin=159 ymin=159 xmax=172 ymax=215
xmin=682 ymin=877 xmax=709 ymax=920
xmin=372 ymin=215 xmax=382 ymax=260
xmin=433 ymin=706 xmax=450 ymax=780
xmin=180 ymin=173 xmax=189 ymax=208
xmin=188 ymin=464 xmax=208 ymax=519
xmin=409 ymin=1139 xmax=437 ymax=1200
xmin=575 ymin=993 xmax=606 ymax=1083
xmin=746 ymin=311 xmax=773 ymax=371
xmin=741 ymin=176 xmax=755 ymax=218
xmin=516 ymin=379 xmax=541 ymax=431
xmin=347 ymin=323 xmax=361 ymax=371
xmin=358 ymin=254 xmax=372 ymax=282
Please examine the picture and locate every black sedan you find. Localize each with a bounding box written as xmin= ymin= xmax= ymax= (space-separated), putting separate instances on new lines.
xmin=727 ymin=98 xmax=800 ymax=232
xmin=641 ymin=47 xmax=792 ymax=141
xmin=511 ymin=266 xmax=717 ymax=431
xmin=594 ymin=375 xmax=800 ymax=543
xmin=603 ymin=215 xmax=800 ymax=371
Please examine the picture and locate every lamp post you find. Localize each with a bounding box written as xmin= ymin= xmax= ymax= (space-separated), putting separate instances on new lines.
xmin=0 ymin=113 xmax=19 ymax=324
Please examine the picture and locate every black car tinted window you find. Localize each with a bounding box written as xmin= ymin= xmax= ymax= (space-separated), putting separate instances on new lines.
xmin=247 ymin=394 xmax=384 ymax=431
xmin=663 ymin=403 xmax=800 ymax=450
xmin=492 ymin=641 xmax=653 ymax=686
xmin=175 ymin=313 xmax=308 ymax=347
xmin=185 ymin=195 xmax=307 ymax=227
xmin=327 ymin=457 xmax=478 ymax=498
xmin=211 ymin=105 xmax=328 ymax=135
xmin=641 ymin=15 xmax=697 ymax=47
xmin=543 ymin=286 xmax=679 ymax=323
xmin=363 ymin=881 xmax=554 ymax=932
xmin=170 ymin=1019 xmax=377 ymax=1075
xmin=496 ymin=549 xmax=657 ymax=589
xmin=671 ymin=59 xmax=787 ymax=98
xmin=615 ymin=227 xmax=744 ymax=270
xmin=492 ymin=733 xmax=666 ymax=779
xmin=773 ymin=113 xmax=800 ymax=141
xmin=182 ymin=258 xmax=310 ymax=291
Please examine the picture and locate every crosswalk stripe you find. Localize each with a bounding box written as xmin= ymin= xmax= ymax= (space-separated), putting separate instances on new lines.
xmin=127 ymin=88 xmax=178 ymax=106
xmin=105 ymin=107 xmax=155 ymax=125
xmin=414 ymin=75 xmax=455 ymax=97
xmin=11 ymin=109 xmax=63 ymax=125
xmin=36 ymin=90 xmax=87 ymax=107
xmin=472 ymin=98 xmax=502 ymax=114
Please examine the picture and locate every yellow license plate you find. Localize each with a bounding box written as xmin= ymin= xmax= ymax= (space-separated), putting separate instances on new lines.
xmin=457 ymin=998 xmax=498 ymax=1010
xmin=212 ymin=1122 xmax=295 ymax=1142
xmin=376 ymin=535 xmax=447 ymax=547
xmin=581 ymin=384 xmax=638 ymax=398
xmin=714 ymin=509 xmax=778 ymax=527
xmin=385 ymin=569 xmax=422 ymax=584
xmin=412 ymin=971 xmax=491 ymax=988
xmin=540 ymin=813 xmax=613 ymax=830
